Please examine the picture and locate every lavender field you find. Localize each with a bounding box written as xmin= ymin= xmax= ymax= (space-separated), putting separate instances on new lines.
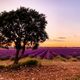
xmin=0 ymin=47 xmax=80 ymax=60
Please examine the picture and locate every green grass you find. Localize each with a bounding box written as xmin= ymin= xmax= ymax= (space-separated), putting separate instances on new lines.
xmin=7 ymin=59 xmax=41 ymax=69
xmin=0 ymin=56 xmax=79 ymax=69
xmin=53 ymin=55 xmax=67 ymax=61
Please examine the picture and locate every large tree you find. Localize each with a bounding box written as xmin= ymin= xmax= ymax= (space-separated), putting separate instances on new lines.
xmin=0 ymin=7 xmax=48 ymax=64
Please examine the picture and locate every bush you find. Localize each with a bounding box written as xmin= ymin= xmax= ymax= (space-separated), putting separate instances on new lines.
xmin=7 ymin=59 xmax=41 ymax=70
xmin=53 ymin=55 xmax=67 ymax=61
xmin=76 ymin=56 xmax=80 ymax=60
xmin=8 ymin=63 xmax=21 ymax=70
xmin=22 ymin=60 xmax=40 ymax=67
xmin=0 ymin=65 xmax=5 ymax=69
xmin=69 ymin=57 xmax=78 ymax=62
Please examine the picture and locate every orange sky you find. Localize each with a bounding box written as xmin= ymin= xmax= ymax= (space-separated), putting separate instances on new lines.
xmin=40 ymin=40 xmax=80 ymax=47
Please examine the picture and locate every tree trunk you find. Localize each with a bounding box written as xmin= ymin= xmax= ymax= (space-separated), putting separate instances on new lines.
xmin=21 ymin=41 xmax=26 ymax=56
xmin=14 ymin=39 xmax=21 ymax=64
xmin=14 ymin=49 xmax=20 ymax=64
xmin=21 ymin=44 xmax=25 ymax=57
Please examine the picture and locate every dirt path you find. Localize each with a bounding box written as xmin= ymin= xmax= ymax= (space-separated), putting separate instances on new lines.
xmin=0 ymin=61 xmax=80 ymax=80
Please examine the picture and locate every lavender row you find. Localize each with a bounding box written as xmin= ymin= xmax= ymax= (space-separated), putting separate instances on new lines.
xmin=0 ymin=47 xmax=80 ymax=60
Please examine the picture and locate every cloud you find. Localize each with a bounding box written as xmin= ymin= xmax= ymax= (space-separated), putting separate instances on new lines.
xmin=53 ymin=39 xmax=65 ymax=42
xmin=49 ymin=36 xmax=67 ymax=42
xmin=57 ymin=37 xmax=66 ymax=39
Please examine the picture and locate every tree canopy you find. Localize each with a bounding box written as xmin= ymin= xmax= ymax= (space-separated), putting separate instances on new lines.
xmin=0 ymin=7 xmax=48 ymax=64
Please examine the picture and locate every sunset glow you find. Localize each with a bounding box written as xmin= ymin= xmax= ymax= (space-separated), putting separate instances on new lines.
xmin=40 ymin=41 xmax=80 ymax=47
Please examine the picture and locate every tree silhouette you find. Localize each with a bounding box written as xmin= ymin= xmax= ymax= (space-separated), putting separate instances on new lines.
xmin=0 ymin=7 xmax=48 ymax=64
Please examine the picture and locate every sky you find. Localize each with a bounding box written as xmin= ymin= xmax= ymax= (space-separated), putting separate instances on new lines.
xmin=0 ymin=0 xmax=80 ymax=47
